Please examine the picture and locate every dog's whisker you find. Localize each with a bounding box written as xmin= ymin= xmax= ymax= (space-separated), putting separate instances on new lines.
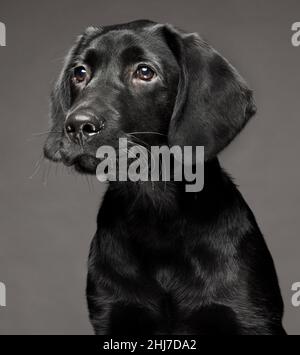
xmin=83 ymin=174 xmax=92 ymax=192
xmin=32 ymin=131 xmax=63 ymax=136
xmin=41 ymin=162 xmax=47 ymax=186
xmin=27 ymin=131 xmax=63 ymax=142
xmin=54 ymin=163 xmax=59 ymax=177
xmin=126 ymin=131 xmax=167 ymax=137
xmin=89 ymin=175 xmax=95 ymax=192
xmin=29 ymin=153 xmax=45 ymax=180
xmin=126 ymin=139 xmax=152 ymax=156
xmin=126 ymin=134 xmax=150 ymax=148
xmin=42 ymin=161 xmax=52 ymax=187
xmin=51 ymin=55 xmax=69 ymax=63
xmin=29 ymin=162 xmax=43 ymax=180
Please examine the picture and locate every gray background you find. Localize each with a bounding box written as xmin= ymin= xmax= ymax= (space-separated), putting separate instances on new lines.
xmin=0 ymin=0 xmax=299 ymax=335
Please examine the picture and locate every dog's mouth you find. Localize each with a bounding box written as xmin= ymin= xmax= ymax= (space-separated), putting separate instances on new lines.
xmin=60 ymin=151 xmax=99 ymax=174
xmin=44 ymin=135 xmax=101 ymax=174
xmin=44 ymin=133 xmax=153 ymax=176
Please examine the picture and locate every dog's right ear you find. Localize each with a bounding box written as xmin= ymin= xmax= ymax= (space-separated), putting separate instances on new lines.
xmin=50 ymin=26 xmax=101 ymax=124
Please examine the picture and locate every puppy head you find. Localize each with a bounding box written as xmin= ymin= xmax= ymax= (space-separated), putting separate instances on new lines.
xmin=44 ymin=20 xmax=256 ymax=174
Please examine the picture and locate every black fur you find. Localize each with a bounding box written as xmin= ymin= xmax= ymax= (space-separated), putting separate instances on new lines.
xmin=44 ymin=20 xmax=286 ymax=335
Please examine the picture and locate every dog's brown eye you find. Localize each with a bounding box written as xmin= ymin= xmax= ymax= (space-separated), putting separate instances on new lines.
xmin=73 ymin=66 xmax=88 ymax=83
xmin=136 ymin=65 xmax=155 ymax=81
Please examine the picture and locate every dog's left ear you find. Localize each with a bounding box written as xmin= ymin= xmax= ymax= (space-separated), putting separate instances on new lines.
xmin=162 ymin=25 xmax=256 ymax=160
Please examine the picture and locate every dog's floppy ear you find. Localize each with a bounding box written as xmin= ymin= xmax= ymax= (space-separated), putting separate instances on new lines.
xmin=163 ymin=25 xmax=256 ymax=161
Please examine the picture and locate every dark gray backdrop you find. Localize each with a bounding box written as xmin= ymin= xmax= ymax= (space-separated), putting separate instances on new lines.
xmin=0 ymin=0 xmax=299 ymax=334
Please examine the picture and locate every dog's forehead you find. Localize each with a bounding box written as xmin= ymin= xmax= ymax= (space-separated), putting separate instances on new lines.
xmin=83 ymin=28 xmax=168 ymax=59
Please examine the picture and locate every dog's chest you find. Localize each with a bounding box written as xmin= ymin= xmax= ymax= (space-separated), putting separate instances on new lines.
xmin=153 ymin=260 xmax=219 ymax=307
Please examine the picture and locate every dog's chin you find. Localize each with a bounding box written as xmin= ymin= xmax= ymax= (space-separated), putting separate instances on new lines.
xmin=71 ymin=155 xmax=99 ymax=174
xmin=60 ymin=153 xmax=99 ymax=174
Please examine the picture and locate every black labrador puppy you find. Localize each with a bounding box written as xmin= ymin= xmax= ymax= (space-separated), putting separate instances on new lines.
xmin=44 ymin=20 xmax=286 ymax=335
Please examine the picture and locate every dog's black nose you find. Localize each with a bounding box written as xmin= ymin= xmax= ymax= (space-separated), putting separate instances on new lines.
xmin=65 ymin=112 xmax=104 ymax=143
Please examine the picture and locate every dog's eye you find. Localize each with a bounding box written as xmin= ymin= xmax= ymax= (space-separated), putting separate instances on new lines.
xmin=73 ymin=66 xmax=89 ymax=84
xmin=135 ymin=65 xmax=155 ymax=81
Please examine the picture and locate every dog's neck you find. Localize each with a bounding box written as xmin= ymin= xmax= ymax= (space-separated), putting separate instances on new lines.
xmin=102 ymin=158 xmax=228 ymax=217
xmin=97 ymin=157 xmax=244 ymax=254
